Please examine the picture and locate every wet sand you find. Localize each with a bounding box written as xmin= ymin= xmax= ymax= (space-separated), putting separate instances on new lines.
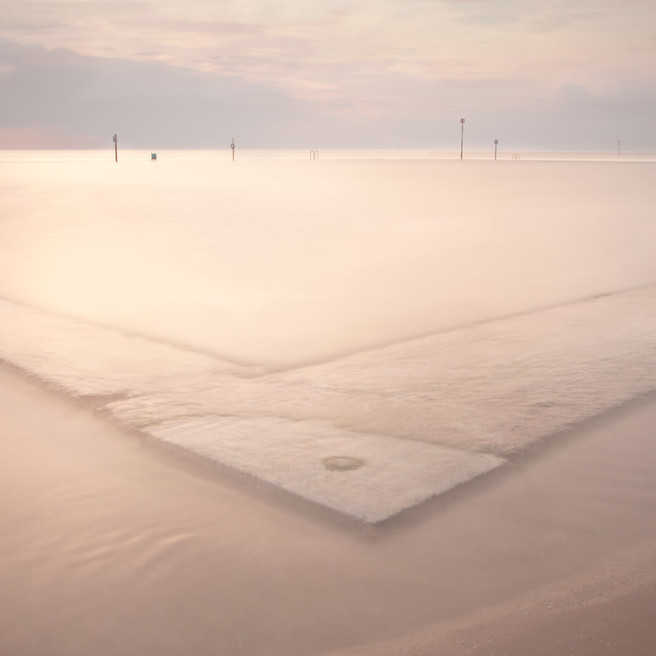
xmin=1 ymin=366 xmax=655 ymax=656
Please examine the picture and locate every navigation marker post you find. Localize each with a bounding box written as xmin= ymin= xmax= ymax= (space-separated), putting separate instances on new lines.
xmin=460 ymin=118 xmax=465 ymax=160
xmin=230 ymin=138 xmax=235 ymax=161
xmin=113 ymin=134 xmax=118 ymax=162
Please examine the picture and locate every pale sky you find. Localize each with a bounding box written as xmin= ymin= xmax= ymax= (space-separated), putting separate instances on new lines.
xmin=1 ymin=0 xmax=655 ymax=149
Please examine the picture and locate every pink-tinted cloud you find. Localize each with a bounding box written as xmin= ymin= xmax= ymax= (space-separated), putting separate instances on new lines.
xmin=0 ymin=127 xmax=96 ymax=148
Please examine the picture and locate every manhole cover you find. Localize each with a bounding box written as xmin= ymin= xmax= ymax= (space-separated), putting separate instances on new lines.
xmin=321 ymin=456 xmax=365 ymax=471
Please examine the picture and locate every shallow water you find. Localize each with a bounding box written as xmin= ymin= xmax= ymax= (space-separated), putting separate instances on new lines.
xmin=1 ymin=368 xmax=655 ymax=656
xmin=1 ymin=150 xmax=656 ymax=518
xmin=2 ymin=150 xmax=655 ymax=368
xmin=2 ymin=150 xmax=656 ymax=653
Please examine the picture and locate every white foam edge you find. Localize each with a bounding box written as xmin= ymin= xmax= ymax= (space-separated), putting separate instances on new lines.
xmin=146 ymin=415 xmax=505 ymax=523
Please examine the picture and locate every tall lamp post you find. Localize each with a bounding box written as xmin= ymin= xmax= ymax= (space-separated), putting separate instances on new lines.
xmin=460 ymin=118 xmax=465 ymax=160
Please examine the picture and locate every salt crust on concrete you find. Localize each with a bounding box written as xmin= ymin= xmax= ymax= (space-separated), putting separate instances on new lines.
xmin=147 ymin=415 xmax=503 ymax=523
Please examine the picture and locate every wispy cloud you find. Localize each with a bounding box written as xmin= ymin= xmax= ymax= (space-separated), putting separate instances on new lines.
xmin=3 ymin=1 xmax=652 ymax=86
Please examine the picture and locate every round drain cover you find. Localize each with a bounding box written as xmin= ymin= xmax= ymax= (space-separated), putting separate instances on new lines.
xmin=321 ymin=456 xmax=365 ymax=471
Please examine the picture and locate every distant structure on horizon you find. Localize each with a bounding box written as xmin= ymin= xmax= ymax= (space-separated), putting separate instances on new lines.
xmin=230 ymin=138 xmax=236 ymax=161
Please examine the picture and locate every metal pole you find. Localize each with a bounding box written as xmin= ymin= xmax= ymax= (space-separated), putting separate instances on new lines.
xmin=113 ymin=134 xmax=118 ymax=162
xmin=230 ymin=138 xmax=235 ymax=161
xmin=460 ymin=118 xmax=465 ymax=160
xmin=494 ymin=139 xmax=498 ymax=160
